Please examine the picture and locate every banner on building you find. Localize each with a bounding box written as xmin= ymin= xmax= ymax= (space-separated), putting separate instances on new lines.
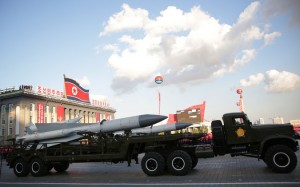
xmin=96 ymin=112 xmax=100 ymax=122
xmin=37 ymin=102 xmax=44 ymax=123
xmin=57 ymin=105 xmax=64 ymax=122
xmin=106 ymin=113 xmax=110 ymax=120
xmin=64 ymin=76 xmax=90 ymax=103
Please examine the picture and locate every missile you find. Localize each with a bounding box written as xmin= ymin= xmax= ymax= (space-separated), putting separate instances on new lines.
xmin=17 ymin=114 xmax=167 ymax=143
xmin=131 ymin=122 xmax=192 ymax=134
xmin=56 ymin=116 xmax=82 ymax=123
xmin=24 ymin=117 xmax=82 ymax=134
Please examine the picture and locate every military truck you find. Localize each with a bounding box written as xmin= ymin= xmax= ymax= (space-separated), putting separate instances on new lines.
xmin=5 ymin=112 xmax=299 ymax=177
xmin=211 ymin=112 xmax=298 ymax=173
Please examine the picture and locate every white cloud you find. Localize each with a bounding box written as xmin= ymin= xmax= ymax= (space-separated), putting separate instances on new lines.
xmin=103 ymin=44 xmax=120 ymax=53
xmin=265 ymin=70 xmax=300 ymax=93
xmin=239 ymin=70 xmax=300 ymax=93
xmin=100 ymin=4 xmax=149 ymax=36
xmin=264 ymin=32 xmax=281 ymax=46
xmin=240 ymin=73 xmax=265 ymax=87
xmin=89 ymin=94 xmax=107 ymax=101
xmin=76 ymin=76 xmax=90 ymax=88
xmin=100 ymin=2 xmax=282 ymax=94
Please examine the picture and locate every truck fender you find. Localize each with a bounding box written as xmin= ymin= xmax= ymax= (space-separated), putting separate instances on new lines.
xmin=259 ymin=135 xmax=298 ymax=156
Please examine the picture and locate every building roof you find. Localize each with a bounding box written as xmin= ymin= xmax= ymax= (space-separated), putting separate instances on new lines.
xmin=0 ymin=88 xmax=116 ymax=113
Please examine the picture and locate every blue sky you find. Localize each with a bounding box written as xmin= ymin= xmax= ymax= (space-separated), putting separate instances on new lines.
xmin=0 ymin=0 xmax=299 ymax=123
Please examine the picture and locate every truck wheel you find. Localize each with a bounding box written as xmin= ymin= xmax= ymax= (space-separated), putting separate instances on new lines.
xmin=13 ymin=158 xmax=30 ymax=177
xmin=167 ymin=150 xmax=192 ymax=176
xmin=47 ymin=163 xmax=54 ymax=171
xmin=264 ymin=145 xmax=297 ymax=173
xmin=141 ymin=152 xmax=165 ymax=176
xmin=53 ymin=161 xmax=70 ymax=172
xmin=30 ymin=158 xmax=47 ymax=177
xmin=191 ymin=156 xmax=198 ymax=169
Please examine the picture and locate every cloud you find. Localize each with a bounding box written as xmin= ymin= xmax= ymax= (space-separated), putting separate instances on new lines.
xmin=240 ymin=73 xmax=265 ymax=87
xmin=264 ymin=70 xmax=300 ymax=93
xmin=89 ymin=94 xmax=108 ymax=101
xmin=264 ymin=32 xmax=281 ymax=46
xmin=100 ymin=2 xmax=281 ymax=94
xmin=102 ymin=44 xmax=120 ymax=53
xmin=76 ymin=76 xmax=90 ymax=88
xmin=100 ymin=4 xmax=149 ymax=36
xmin=262 ymin=0 xmax=300 ymax=28
xmin=240 ymin=70 xmax=300 ymax=93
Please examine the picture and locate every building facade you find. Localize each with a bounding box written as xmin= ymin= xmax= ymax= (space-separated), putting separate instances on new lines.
xmin=0 ymin=86 xmax=116 ymax=146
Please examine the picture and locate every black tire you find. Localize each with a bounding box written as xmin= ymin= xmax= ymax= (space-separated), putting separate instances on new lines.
xmin=13 ymin=158 xmax=30 ymax=177
xmin=264 ymin=145 xmax=297 ymax=173
xmin=167 ymin=150 xmax=192 ymax=176
xmin=30 ymin=157 xmax=48 ymax=177
xmin=141 ymin=152 xmax=165 ymax=176
xmin=191 ymin=156 xmax=198 ymax=169
xmin=53 ymin=161 xmax=70 ymax=172
xmin=47 ymin=163 xmax=54 ymax=171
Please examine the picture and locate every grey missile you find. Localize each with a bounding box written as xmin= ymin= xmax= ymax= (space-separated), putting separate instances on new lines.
xmin=16 ymin=114 xmax=167 ymax=143
xmin=131 ymin=122 xmax=192 ymax=134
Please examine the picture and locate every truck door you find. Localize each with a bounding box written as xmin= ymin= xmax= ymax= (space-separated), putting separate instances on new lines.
xmin=225 ymin=116 xmax=252 ymax=145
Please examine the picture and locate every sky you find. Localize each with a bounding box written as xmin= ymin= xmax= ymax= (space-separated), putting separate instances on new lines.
xmin=0 ymin=0 xmax=299 ymax=123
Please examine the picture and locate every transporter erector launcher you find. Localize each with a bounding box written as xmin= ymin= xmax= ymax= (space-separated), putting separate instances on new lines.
xmin=16 ymin=114 xmax=167 ymax=143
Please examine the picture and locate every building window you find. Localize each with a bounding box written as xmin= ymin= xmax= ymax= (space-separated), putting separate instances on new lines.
xmin=30 ymin=103 xmax=35 ymax=123
xmin=52 ymin=106 xmax=56 ymax=122
xmin=45 ymin=105 xmax=49 ymax=123
xmin=68 ymin=109 xmax=72 ymax=120
xmin=1 ymin=127 xmax=4 ymax=137
xmin=30 ymin=103 xmax=34 ymax=111
xmin=8 ymin=127 xmax=12 ymax=136
xmin=1 ymin=105 xmax=5 ymax=125
xmin=8 ymin=104 xmax=13 ymax=135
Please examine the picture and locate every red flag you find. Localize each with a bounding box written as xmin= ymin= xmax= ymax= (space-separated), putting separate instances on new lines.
xmin=64 ymin=77 xmax=90 ymax=103
xmin=57 ymin=105 xmax=64 ymax=122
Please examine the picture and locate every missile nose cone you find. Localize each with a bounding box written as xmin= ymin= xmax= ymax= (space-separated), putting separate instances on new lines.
xmin=175 ymin=122 xmax=192 ymax=130
xmin=139 ymin=114 xmax=168 ymax=127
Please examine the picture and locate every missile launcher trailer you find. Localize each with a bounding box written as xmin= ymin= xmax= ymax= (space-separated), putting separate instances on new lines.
xmin=6 ymin=132 xmax=210 ymax=177
xmin=5 ymin=112 xmax=299 ymax=177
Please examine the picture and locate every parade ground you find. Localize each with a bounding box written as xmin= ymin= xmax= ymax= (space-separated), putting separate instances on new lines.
xmin=0 ymin=144 xmax=299 ymax=187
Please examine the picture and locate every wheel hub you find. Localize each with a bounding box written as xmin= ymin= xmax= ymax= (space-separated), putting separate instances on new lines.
xmin=273 ymin=152 xmax=290 ymax=168
xmin=145 ymin=158 xmax=158 ymax=171
xmin=172 ymin=157 xmax=185 ymax=171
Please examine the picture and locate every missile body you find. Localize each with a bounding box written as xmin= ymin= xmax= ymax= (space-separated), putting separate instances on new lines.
xmin=17 ymin=114 xmax=167 ymax=143
xmin=131 ymin=122 xmax=192 ymax=134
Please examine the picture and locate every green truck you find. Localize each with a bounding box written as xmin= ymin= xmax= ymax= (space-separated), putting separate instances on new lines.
xmin=5 ymin=112 xmax=299 ymax=177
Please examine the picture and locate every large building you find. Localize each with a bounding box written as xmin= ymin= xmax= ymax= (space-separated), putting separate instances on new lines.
xmin=0 ymin=85 xmax=116 ymax=146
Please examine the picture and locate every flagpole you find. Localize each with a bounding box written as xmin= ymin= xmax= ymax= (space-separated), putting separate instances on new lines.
xmin=158 ymin=91 xmax=160 ymax=115
xmin=63 ymin=74 xmax=66 ymax=98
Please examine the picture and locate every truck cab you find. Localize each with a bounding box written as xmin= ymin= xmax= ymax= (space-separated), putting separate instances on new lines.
xmin=211 ymin=112 xmax=298 ymax=173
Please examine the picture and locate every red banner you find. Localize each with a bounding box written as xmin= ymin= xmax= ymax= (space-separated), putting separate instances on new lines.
xmin=57 ymin=105 xmax=64 ymax=122
xmin=37 ymin=102 xmax=44 ymax=123
xmin=96 ymin=112 xmax=100 ymax=122
xmin=64 ymin=77 xmax=90 ymax=103
xmin=106 ymin=113 xmax=110 ymax=120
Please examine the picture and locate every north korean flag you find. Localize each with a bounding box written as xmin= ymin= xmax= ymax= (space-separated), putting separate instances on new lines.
xmin=64 ymin=77 xmax=90 ymax=103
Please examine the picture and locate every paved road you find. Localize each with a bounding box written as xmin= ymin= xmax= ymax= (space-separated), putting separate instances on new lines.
xmin=0 ymin=148 xmax=299 ymax=187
